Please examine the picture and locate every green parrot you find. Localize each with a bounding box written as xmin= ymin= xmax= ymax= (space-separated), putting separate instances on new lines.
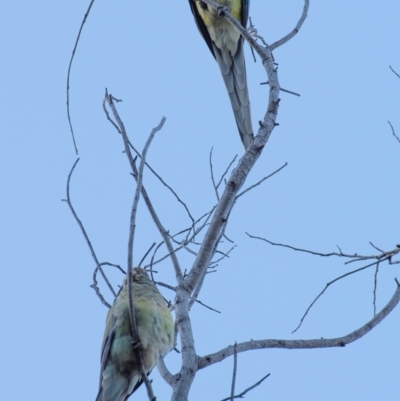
xmin=188 ymin=0 xmax=253 ymax=150
xmin=96 ymin=268 xmax=174 ymax=401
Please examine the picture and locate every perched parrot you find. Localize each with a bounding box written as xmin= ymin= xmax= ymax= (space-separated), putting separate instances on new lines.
xmin=96 ymin=267 xmax=174 ymax=401
xmin=188 ymin=0 xmax=253 ymax=150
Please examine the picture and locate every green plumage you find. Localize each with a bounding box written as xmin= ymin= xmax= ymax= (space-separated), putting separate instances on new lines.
xmin=96 ymin=268 xmax=174 ymax=401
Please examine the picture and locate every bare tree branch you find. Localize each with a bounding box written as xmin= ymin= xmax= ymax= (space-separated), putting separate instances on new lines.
xmin=236 ymin=162 xmax=287 ymax=199
xmin=230 ymin=343 xmax=238 ymax=401
xmin=169 ymin=7 xmax=282 ymax=397
xmin=389 ymin=65 xmax=400 ymax=79
xmin=373 ymin=261 xmax=379 ymax=316
xmin=388 ymin=121 xmax=400 ymax=144
xmin=103 ymin=92 xmax=183 ymax=283
xmin=209 ymin=148 xmax=238 ymax=201
xmin=210 ymin=245 xmax=236 ymax=266
xmin=198 ymin=281 xmax=400 ymax=369
xmin=130 ymin=161 xmax=183 ymax=282
xmin=260 ymin=81 xmax=301 ymax=97
xmin=149 ymin=241 xmax=165 ymax=283
xmin=195 ymin=299 xmax=221 ymax=314
xmin=216 ymin=155 xmax=238 ymax=191
xmin=66 ymin=0 xmax=96 ymax=154
xmin=188 ymin=265 xmax=209 ymax=310
xmin=294 ymin=258 xmax=391 ymax=333
xmin=228 ymin=236 xmax=399 ymax=334
xmin=209 ymin=148 xmax=220 ymax=201
xmin=189 ymin=215 xmax=233 ymax=310
xmin=138 ymin=243 xmax=156 ymax=268
xmin=369 ymin=241 xmax=384 ymax=253
xmin=103 ymin=93 xmax=163 ymax=400
xmin=186 ymin=10 xmax=280 ymax=296
xmin=127 ymin=131 xmax=159 ymax=354
xmin=91 ymin=262 xmax=126 ymax=307
xmin=154 ymin=281 xmax=176 ymax=293
xmin=157 ymin=358 xmax=174 ymax=386
xmin=62 ymin=158 xmax=116 ymax=298
xmin=90 ymin=265 xmax=114 ymax=309
xmin=247 ymin=234 xmax=400 ymax=266
xmin=221 ymin=373 xmax=270 ymax=401
xmin=270 ymin=0 xmax=310 ymax=51
xmin=142 ymin=204 xmax=226 ymax=274
xmin=129 ymin=141 xmax=195 ymax=224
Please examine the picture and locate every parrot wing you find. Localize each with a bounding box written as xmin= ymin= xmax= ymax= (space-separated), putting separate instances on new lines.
xmin=188 ymin=1 xmax=215 ymax=57
xmin=188 ymin=0 xmax=253 ymax=149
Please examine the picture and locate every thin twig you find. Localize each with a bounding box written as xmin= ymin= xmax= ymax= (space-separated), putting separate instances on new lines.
xmin=389 ymin=65 xmax=400 ymax=79
xmin=90 ymin=262 xmax=125 ymax=308
xmin=66 ymin=0 xmax=97 ymax=155
xmin=248 ymin=233 xmax=400 ymax=331
xmin=126 ymin=139 xmax=158 ymax=354
xmin=138 ymin=243 xmax=156 ymax=267
xmin=193 ymin=216 xmax=231 ymax=307
xmin=138 ymin=358 xmax=156 ymax=401
xmin=248 ymin=17 xmax=258 ymax=62
xmin=230 ymin=343 xmax=238 ymax=401
xmin=216 ymin=154 xmax=238 ymax=190
xmin=211 ymin=245 xmax=236 ymax=265
xmin=292 ymin=256 xmax=392 ymax=333
xmin=103 ymin=93 xmax=182 ymax=282
xmin=261 ymin=81 xmax=300 ymax=97
xmin=104 ymin=92 xmax=160 ymax=400
xmin=270 ymin=0 xmax=310 ymax=51
xmin=154 ymin=281 xmax=176 ymax=292
xmin=146 ymin=206 xmax=222 ymax=271
xmin=145 ymin=245 xmax=184 ymax=269
xmin=221 ymin=373 xmax=270 ymax=401
xmin=209 ymin=148 xmax=220 ymax=201
xmin=180 ymin=241 xmax=198 ymax=256
xmin=248 ymin=234 xmax=400 ymax=265
xmin=186 ymin=207 xmax=216 ymax=243
xmin=90 ymin=265 xmax=114 ymax=309
xmin=199 ymin=281 xmax=400 ymax=369
xmin=369 ymin=242 xmax=384 ymax=253
xmin=189 ymin=266 xmax=209 ymax=310
xmin=247 ymin=17 xmax=269 ymax=47
xmin=189 ymin=213 xmax=232 ymax=309
xmin=388 ymin=121 xmax=400 ymax=144
xmin=62 ymin=158 xmax=116 ymax=298
xmin=185 ymin=208 xmax=213 ymax=243
xmin=129 ymin=141 xmax=195 ymax=224
xmin=149 ymin=241 xmax=165 ymax=284
xmin=97 ymin=261 xmax=126 ymax=275
xmin=131 ymin=160 xmax=183 ymax=281
xmin=195 ymin=299 xmax=221 ymax=314
xmin=236 ymin=162 xmax=287 ymax=199
xmin=373 ymin=261 xmax=379 ymax=316
xmin=103 ymin=93 xmax=122 ymax=133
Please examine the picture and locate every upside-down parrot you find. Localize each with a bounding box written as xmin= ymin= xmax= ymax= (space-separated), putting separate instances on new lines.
xmin=188 ymin=0 xmax=253 ymax=150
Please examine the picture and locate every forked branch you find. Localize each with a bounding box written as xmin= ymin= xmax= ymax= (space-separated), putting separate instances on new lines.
xmin=198 ymin=281 xmax=400 ymax=369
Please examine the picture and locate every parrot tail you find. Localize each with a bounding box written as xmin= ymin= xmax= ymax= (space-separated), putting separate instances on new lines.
xmin=213 ymin=40 xmax=254 ymax=150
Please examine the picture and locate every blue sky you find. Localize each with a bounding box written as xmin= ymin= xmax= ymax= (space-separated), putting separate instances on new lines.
xmin=1 ymin=1 xmax=400 ymax=400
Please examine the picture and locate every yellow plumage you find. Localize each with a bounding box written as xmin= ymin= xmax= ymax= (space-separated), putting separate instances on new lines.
xmin=96 ymin=268 xmax=174 ymax=401
xmin=188 ymin=0 xmax=254 ymax=150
